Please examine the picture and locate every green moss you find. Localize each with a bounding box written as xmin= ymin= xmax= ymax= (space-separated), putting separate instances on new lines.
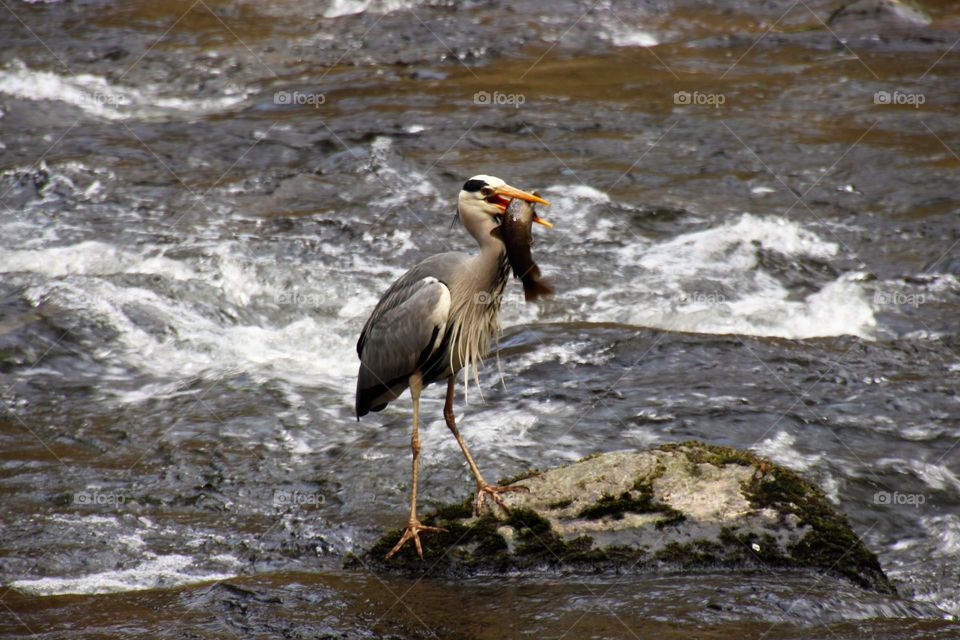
xmin=654 ymin=511 xmax=687 ymax=530
xmin=578 ymin=491 xmax=651 ymax=520
xmin=577 ymin=474 xmax=683 ymax=526
xmin=547 ymin=498 xmax=573 ymax=510
xmin=363 ymin=512 xmax=509 ymax=571
xmin=430 ymin=497 xmax=474 ymax=521
xmin=507 ymin=508 xmax=568 ymax=563
xmin=577 ymin=452 xmax=602 ymax=463
xmin=744 ymin=466 xmax=893 ymax=593
xmin=652 ymin=441 xmax=893 ymax=591
xmin=718 ymin=527 xmax=789 ymax=565
xmin=654 ymin=440 xmax=764 ymax=468
xmin=636 ymin=463 xmax=667 ymax=487
xmin=507 ymin=508 xmax=552 ymax=538
xmin=654 ymin=539 xmax=725 ymax=565
xmin=364 ymin=501 xmax=648 ymax=573
xmin=648 ymin=442 xmax=891 ymax=591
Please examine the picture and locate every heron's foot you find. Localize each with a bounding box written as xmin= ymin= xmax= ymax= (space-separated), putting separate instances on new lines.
xmin=474 ymin=483 xmax=530 ymax=516
xmin=385 ymin=520 xmax=446 ymax=559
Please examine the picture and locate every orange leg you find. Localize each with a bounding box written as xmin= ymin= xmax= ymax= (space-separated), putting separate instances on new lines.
xmin=386 ymin=372 xmax=445 ymax=559
xmin=443 ymin=377 xmax=528 ymax=516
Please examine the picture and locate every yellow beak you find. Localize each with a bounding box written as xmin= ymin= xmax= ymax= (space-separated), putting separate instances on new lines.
xmin=490 ymin=184 xmax=552 ymax=226
xmin=532 ymin=214 xmax=553 ymax=228
xmin=493 ymin=184 xmax=550 ymax=206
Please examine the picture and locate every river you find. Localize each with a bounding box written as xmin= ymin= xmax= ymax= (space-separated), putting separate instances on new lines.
xmin=1 ymin=0 xmax=959 ymax=638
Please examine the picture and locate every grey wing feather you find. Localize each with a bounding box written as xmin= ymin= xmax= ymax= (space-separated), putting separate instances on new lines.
xmin=355 ymin=253 xmax=465 ymax=417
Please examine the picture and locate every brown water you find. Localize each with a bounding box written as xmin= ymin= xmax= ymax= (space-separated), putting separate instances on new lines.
xmin=2 ymin=0 xmax=960 ymax=637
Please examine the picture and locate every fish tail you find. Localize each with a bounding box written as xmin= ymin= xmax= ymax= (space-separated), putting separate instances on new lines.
xmin=522 ymin=277 xmax=555 ymax=301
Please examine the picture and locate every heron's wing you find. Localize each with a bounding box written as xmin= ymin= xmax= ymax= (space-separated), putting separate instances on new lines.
xmin=355 ymin=252 xmax=465 ymax=355
xmin=355 ymin=275 xmax=451 ymax=417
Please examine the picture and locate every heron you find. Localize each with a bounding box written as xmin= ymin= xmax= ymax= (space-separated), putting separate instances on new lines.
xmin=355 ymin=175 xmax=551 ymax=558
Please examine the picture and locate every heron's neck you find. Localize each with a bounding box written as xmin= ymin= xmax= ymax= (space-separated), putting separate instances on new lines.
xmin=446 ymin=213 xmax=508 ymax=390
xmin=471 ymin=218 xmax=506 ymax=284
xmin=465 ymin=214 xmax=505 ymax=258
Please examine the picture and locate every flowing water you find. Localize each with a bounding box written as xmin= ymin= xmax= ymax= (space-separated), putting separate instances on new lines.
xmin=1 ymin=0 xmax=960 ymax=637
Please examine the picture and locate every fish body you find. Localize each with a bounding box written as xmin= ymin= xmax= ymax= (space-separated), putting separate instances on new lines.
xmin=495 ymin=195 xmax=555 ymax=301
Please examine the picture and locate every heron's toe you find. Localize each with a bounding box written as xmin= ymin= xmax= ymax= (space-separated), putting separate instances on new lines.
xmin=385 ymin=521 xmax=446 ymax=559
xmin=474 ymin=483 xmax=530 ymax=515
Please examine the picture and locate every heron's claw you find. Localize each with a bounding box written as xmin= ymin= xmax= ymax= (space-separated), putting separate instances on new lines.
xmin=385 ymin=520 xmax=446 ymax=559
xmin=474 ymin=483 xmax=530 ymax=516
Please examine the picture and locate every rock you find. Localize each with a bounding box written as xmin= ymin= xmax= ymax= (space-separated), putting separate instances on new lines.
xmin=359 ymin=441 xmax=895 ymax=595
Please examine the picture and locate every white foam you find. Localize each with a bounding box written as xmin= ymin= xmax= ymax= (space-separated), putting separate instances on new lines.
xmin=2 ymin=240 xmax=359 ymax=392
xmin=601 ymin=214 xmax=876 ymax=339
xmin=95 ymin=284 xmax=356 ymax=386
xmin=367 ymin=137 xmax=441 ymax=208
xmin=0 ymin=240 xmax=195 ymax=280
xmin=878 ymin=458 xmax=960 ymax=493
xmin=0 ymin=60 xmax=246 ymax=121
xmin=10 ymin=553 xmax=238 ymax=596
xmin=323 ymin=0 xmax=415 ymax=18
xmin=543 ymin=183 xmax=617 ymax=242
xmin=923 ymin=514 xmax=960 ymax=557
xmin=610 ymin=29 xmax=659 ymax=47
xmin=552 ymin=184 xmax=611 ymax=204
xmin=633 ymin=214 xmax=838 ymax=271
xmin=599 ymin=21 xmax=660 ymax=48
xmin=512 ymin=340 xmax=612 ymax=369
xmin=421 ymin=406 xmax=541 ymax=464
xmin=752 ymin=431 xmax=823 ymax=471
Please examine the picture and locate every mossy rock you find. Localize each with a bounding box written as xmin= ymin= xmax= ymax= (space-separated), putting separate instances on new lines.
xmin=358 ymin=440 xmax=894 ymax=594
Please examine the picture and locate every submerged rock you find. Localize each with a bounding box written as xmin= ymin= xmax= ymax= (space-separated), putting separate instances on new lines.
xmin=360 ymin=441 xmax=895 ymax=595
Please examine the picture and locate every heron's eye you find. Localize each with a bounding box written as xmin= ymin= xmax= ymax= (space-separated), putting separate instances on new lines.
xmin=480 ymin=187 xmax=493 ymax=197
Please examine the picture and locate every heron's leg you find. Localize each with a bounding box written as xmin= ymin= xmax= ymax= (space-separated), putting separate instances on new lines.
xmin=386 ymin=372 xmax=444 ymax=559
xmin=443 ymin=377 xmax=528 ymax=516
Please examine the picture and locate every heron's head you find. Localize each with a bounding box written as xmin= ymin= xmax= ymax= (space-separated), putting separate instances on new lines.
xmin=457 ymin=175 xmax=550 ymax=230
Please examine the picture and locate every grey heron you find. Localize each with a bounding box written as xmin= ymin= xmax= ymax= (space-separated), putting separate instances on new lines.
xmin=355 ymin=175 xmax=551 ymax=558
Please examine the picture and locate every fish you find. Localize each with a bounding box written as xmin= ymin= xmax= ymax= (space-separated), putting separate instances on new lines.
xmin=493 ymin=192 xmax=555 ymax=302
